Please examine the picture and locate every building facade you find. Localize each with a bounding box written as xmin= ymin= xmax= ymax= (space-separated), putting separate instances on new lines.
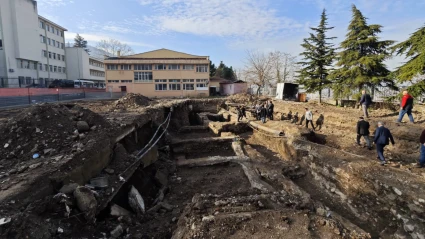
xmin=104 ymin=49 xmax=210 ymax=97
xmin=0 ymin=0 xmax=67 ymax=88
xmin=65 ymin=47 xmax=105 ymax=88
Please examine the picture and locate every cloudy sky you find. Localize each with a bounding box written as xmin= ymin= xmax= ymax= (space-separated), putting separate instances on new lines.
xmin=37 ymin=0 xmax=425 ymax=69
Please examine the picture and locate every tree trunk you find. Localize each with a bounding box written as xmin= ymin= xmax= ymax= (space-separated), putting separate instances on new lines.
xmin=256 ymin=86 xmax=261 ymax=96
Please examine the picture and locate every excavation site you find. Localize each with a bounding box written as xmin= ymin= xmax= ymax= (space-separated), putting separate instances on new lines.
xmin=0 ymin=93 xmax=424 ymax=239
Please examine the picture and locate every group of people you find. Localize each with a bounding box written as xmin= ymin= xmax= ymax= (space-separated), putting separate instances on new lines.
xmin=358 ymin=89 xmax=423 ymax=167
xmin=254 ymin=101 xmax=274 ymax=123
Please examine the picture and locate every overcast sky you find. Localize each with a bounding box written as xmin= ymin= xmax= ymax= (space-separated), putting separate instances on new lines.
xmin=37 ymin=0 xmax=425 ymax=70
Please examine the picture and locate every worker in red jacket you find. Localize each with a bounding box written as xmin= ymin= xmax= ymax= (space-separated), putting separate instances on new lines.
xmin=417 ymin=129 xmax=425 ymax=168
xmin=396 ymin=90 xmax=414 ymax=123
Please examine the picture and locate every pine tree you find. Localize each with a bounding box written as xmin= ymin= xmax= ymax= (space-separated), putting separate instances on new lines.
xmin=391 ymin=25 xmax=425 ymax=97
xmin=209 ymin=61 xmax=217 ymax=78
xmin=297 ymin=9 xmax=336 ymax=103
xmin=331 ymin=5 xmax=395 ymax=99
xmin=74 ymin=34 xmax=89 ymax=53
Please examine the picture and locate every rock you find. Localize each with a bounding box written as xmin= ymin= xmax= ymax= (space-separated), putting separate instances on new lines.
xmin=8 ymin=169 xmax=17 ymax=174
xmin=408 ymin=204 xmax=424 ymax=214
xmin=4 ymin=143 xmax=9 ymax=148
xmin=104 ymin=168 xmax=115 ymax=175
xmin=202 ymin=216 xmax=215 ymax=222
xmin=43 ymin=148 xmax=53 ymax=155
xmin=419 ymin=198 xmax=425 ymax=203
xmin=57 ymin=227 xmax=63 ymax=234
xmin=17 ymin=165 xmax=28 ymax=173
xmin=74 ymin=186 xmax=97 ymax=221
xmin=393 ymin=187 xmax=402 ymax=196
xmin=29 ymin=162 xmax=42 ymax=170
xmin=155 ymin=170 xmax=168 ymax=187
xmin=60 ymin=183 xmax=79 ymax=194
xmin=110 ymin=225 xmax=123 ymax=239
xmin=128 ymin=186 xmax=145 ymax=215
xmin=111 ymin=204 xmax=131 ymax=217
xmin=79 ymin=134 xmax=86 ymax=140
xmin=316 ymin=207 xmax=326 ymax=216
xmin=76 ymin=121 xmax=90 ymax=132
xmin=36 ymin=128 xmax=41 ymax=133
xmin=172 ymin=217 xmax=177 ymax=222
xmin=404 ymin=223 xmax=415 ymax=233
xmin=90 ymin=126 xmax=97 ymax=131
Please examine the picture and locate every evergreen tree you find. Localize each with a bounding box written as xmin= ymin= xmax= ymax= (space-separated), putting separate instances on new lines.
xmin=209 ymin=61 xmax=217 ymax=78
xmin=331 ymin=5 xmax=395 ymax=99
xmin=297 ymin=9 xmax=336 ymax=103
xmin=74 ymin=34 xmax=89 ymax=53
xmin=214 ymin=61 xmax=235 ymax=81
xmin=391 ymin=25 xmax=425 ymax=97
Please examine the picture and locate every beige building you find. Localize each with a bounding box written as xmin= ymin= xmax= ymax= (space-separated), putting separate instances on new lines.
xmin=104 ymin=49 xmax=210 ymax=97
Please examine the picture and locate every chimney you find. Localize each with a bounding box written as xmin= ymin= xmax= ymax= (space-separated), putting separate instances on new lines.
xmin=117 ymin=51 xmax=121 ymax=57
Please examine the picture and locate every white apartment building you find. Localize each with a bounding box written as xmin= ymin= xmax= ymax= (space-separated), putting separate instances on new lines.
xmin=0 ymin=0 xmax=67 ymax=88
xmin=65 ymin=47 xmax=106 ymax=88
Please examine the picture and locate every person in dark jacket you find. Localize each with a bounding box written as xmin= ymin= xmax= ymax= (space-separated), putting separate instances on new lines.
xmin=241 ymin=105 xmax=246 ymax=119
xmin=356 ymin=117 xmax=371 ymax=149
xmin=397 ymin=90 xmax=414 ymax=123
xmin=316 ymin=114 xmax=325 ymax=131
xmin=267 ymin=101 xmax=274 ymax=120
xmin=359 ymin=90 xmax=372 ymax=118
xmin=417 ymin=129 xmax=425 ymax=168
xmin=236 ymin=106 xmax=243 ymax=122
xmin=260 ymin=104 xmax=268 ymax=123
xmin=373 ymin=122 xmax=395 ymax=165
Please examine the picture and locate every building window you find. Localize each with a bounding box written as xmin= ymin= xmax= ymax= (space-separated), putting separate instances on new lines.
xmin=39 ymin=63 xmax=43 ymax=71
xmin=46 ymin=25 xmax=50 ymax=31
xmin=48 ymin=52 xmax=52 ymax=58
xmin=169 ymin=79 xmax=181 ymax=82
xmin=196 ymin=79 xmax=208 ymax=82
xmin=44 ymin=64 xmax=48 ymax=71
xmin=56 ymin=29 xmax=59 ymax=35
xmin=33 ymin=62 xmax=37 ymax=70
xmin=155 ymin=64 xmax=167 ymax=70
xmin=58 ymin=67 xmax=62 ymax=73
xmin=196 ymin=83 xmax=207 ymax=88
xmin=134 ymin=64 xmax=152 ymax=70
xmin=47 ymin=38 xmax=51 ymax=45
xmin=0 ymin=39 xmax=2 ymax=48
xmin=26 ymin=77 xmax=32 ymax=85
xmin=155 ymin=84 xmax=167 ymax=91
xmin=62 ymin=55 xmax=65 ymax=61
xmin=121 ymin=80 xmax=132 ymax=83
xmin=183 ymin=84 xmax=194 ymax=90
xmin=121 ymin=65 xmax=131 ymax=70
xmin=108 ymin=80 xmax=119 ymax=83
xmin=18 ymin=76 xmax=24 ymax=84
xmin=39 ymin=21 xmax=44 ymax=29
xmin=42 ymin=50 xmax=47 ymax=57
xmin=168 ymin=64 xmax=180 ymax=70
xmin=63 ymin=67 xmax=66 ymax=73
xmin=155 ymin=79 xmax=167 ymax=83
xmin=183 ymin=79 xmax=194 ymax=82
xmin=53 ymin=53 xmax=56 ymax=60
xmin=183 ymin=65 xmax=194 ymax=70
xmin=134 ymin=72 xmax=153 ymax=82
xmin=49 ymin=65 xmax=53 ymax=72
xmin=107 ymin=64 xmax=118 ymax=70
xmin=169 ymin=83 xmax=181 ymax=91
xmin=196 ymin=65 xmax=208 ymax=72
xmin=25 ymin=61 xmax=30 ymax=69
xmin=40 ymin=35 xmax=46 ymax=43
xmin=61 ymin=43 xmax=64 ymax=49
xmin=54 ymin=66 xmax=57 ymax=72
xmin=61 ymin=31 xmax=64 ymax=37
xmin=52 ymin=40 xmax=56 ymax=46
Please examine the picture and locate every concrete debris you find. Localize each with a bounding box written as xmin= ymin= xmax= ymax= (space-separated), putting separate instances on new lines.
xmin=110 ymin=225 xmax=123 ymax=239
xmin=76 ymin=121 xmax=90 ymax=132
xmin=36 ymin=127 xmax=41 ymax=133
xmin=128 ymin=186 xmax=145 ymax=215
xmin=74 ymin=186 xmax=97 ymax=221
xmin=57 ymin=227 xmax=64 ymax=233
xmin=59 ymin=183 xmax=79 ymax=194
xmin=404 ymin=223 xmax=415 ymax=233
xmin=79 ymin=134 xmax=86 ymax=140
xmin=202 ymin=216 xmax=215 ymax=222
xmin=111 ymin=204 xmax=131 ymax=217
xmin=104 ymin=168 xmax=115 ymax=174
xmin=393 ymin=187 xmax=403 ymax=196
xmin=0 ymin=218 xmax=11 ymax=226
xmin=4 ymin=143 xmax=9 ymax=148
xmin=28 ymin=162 xmax=42 ymax=170
xmin=43 ymin=148 xmax=53 ymax=155
xmin=89 ymin=177 xmax=108 ymax=188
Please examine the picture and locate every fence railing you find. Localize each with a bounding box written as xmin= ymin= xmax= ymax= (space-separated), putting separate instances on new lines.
xmin=0 ymin=88 xmax=126 ymax=108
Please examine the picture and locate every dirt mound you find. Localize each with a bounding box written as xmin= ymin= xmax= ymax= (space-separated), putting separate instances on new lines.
xmin=227 ymin=93 xmax=267 ymax=105
xmin=0 ymin=104 xmax=112 ymax=171
xmin=113 ymin=93 xmax=153 ymax=109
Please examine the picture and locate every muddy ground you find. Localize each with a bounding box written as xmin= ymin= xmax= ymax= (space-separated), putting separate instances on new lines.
xmin=0 ymin=93 xmax=424 ymax=238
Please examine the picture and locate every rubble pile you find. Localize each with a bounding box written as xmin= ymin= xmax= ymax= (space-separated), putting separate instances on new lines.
xmin=227 ymin=93 xmax=268 ymax=105
xmin=0 ymin=104 xmax=112 ymax=172
xmin=113 ymin=93 xmax=153 ymax=110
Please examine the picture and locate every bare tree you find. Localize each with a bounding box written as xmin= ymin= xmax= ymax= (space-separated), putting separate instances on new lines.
xmin=270 ymin=51 xmax=297 ymax=84
xmin=244 ymin=50 xmax=275 ymax=95
xmin=95 ymin=38 xmax=135 ymax=57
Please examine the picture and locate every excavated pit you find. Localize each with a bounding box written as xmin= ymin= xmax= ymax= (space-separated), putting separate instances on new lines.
xmin=0 ymin=98 xmax=424 ymax=239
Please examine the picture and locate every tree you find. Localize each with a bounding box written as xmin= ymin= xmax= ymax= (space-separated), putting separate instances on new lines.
xmin=74 ymin=34 xmax=89 ymax=53
xmin=331 ymin=5 xmax=395 ymax=99
xmin=271 ymin=51 xmax=297 ymax=84
xmin=96 ymin=38 xmax=134 ymax=57
xmin=391 ymin=25 xmax=425 ymax=97
xmin=209 ymin=61 xmax=217 ymax=78
xmin=244 ymin=50 xmax=274 ymax=95
xmin=214 ymin=61 xmax=236 ymax=81
xmin=297 ymin=9 xmax=336 ymax=103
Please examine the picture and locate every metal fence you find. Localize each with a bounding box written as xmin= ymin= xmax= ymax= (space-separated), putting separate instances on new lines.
xmin=0 ymin=88 xmax=125 ymax=108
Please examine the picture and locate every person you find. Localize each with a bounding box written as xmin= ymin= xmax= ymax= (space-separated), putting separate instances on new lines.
xmin=356 ymin=117 xmax=371 ymax=150
xmin=316 ymin=114 xmax=325 ymax=131
xmin=267 ymin=101 xmax=274 ymax=120
xmin=287 ymin=111 xmax=293 ymax=121
xmin=260 ymin=104 xmax=267 ymax=123
xmin=397 ymin=90 xmax=414 ymax=123
xmin=236 ymin=106 xmax=243 ymax=122
xmin=359 ymin=90 xmax=372 ymax=118
xmin=292 ymin=112 xmax=299 ymax=124
xmin=373 ymin=122 xmax=395 ymax=165
xmin=241 ymin=105 xmax=246 ymax=119
xmin=305 ymin=108 xmax=315 ymax=130
xmin=417 ymin=129 xmax=425 ymax=168
xmin=255 ymin=103 xmax=261 ymax=120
